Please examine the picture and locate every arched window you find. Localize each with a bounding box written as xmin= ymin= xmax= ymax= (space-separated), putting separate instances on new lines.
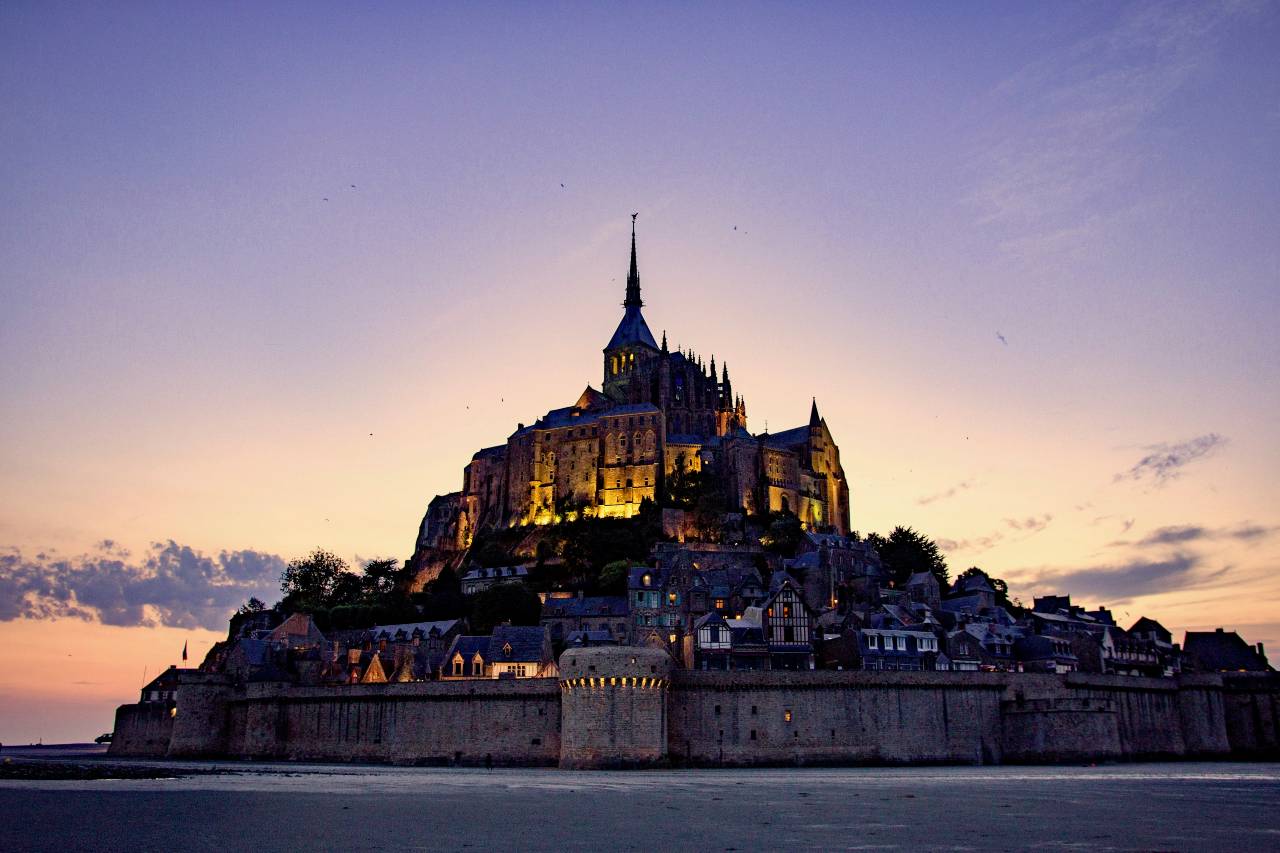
xmin=781 ymin=495 xmax=790 ymax=514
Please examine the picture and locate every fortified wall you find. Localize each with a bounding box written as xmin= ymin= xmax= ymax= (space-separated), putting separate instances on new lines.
xmin=112 ymin=648 xmax=1280 ymax=768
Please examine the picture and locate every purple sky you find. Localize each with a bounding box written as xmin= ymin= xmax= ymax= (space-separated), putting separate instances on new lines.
xmin=2 ymin=2 xmax=1278 ymax=742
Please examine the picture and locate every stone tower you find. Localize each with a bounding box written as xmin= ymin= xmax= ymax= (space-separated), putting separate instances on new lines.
xmin=602 ymin=214 xmax=661 ymax=403
xmin=558 ymin=645 xmax=673 ymax=768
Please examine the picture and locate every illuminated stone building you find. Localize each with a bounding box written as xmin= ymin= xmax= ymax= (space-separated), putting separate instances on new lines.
xmin=421 ymin=219 xmax=850 ymax=549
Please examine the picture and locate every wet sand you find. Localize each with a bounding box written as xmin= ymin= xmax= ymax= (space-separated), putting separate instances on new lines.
xmin=1 ymin=757 xmax=1277 ymax=851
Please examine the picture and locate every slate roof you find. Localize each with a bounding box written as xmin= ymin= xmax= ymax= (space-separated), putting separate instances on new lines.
xmin=541 ymin=596 xmax=629 ymax=619
xmin=368 ymin=620 xmax=459 ymax=642
xmin=628 ymin=565 xmax=665 ymax=589
xmin=605 ymin=305 xmax=660 ymax=351
xmin=1129 ymin=617 xmax=1173 ymax=643
xmin=1184 ymin=629 xmax=1271 ymax=672
xmin=565 ymin=629 xmax=617 ymax=646
xmin=444 ymin=635 xmax=490 ymax=662
xmin=462 ymin=565 xmax=528 ymax=582
xmin=488 ymin=625 xmax=549 ymax=662
xmin=233 ymin=638 xmax=271 ymax=666
xmin=761 ymin=426 xmax=809 ymax=448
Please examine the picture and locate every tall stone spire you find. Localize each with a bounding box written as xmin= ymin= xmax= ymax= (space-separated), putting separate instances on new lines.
xmin=625 ymin=212 xmax=642 ymax=308
xmin=810 ymin=397 xmax=821 ymax=427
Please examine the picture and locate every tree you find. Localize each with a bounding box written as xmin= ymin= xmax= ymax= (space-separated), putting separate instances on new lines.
xmin=761 ymin=511 xmax=804 ymax=556
xmin=665 ymin=453 xmax=700 ymax=508
xmin=870 ymin=526 xmax=949 ymax=589
xmin=598 ymin=559 xmax=631 ymax=595
xmin=360 ymin=557 xmax=401 ymax=600
xmin=280 ymin=548 xmax=349 ymax=611
xmin=236 ymin=597 xmax=266 ymax=616
xmin=469 ymin=582 xmax=543 ymax=635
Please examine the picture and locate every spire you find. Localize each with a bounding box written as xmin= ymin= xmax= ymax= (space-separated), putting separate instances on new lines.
xmin=810 ymin=397 xmax=821 ymax=427
xmin=660 ymin=330 xmax=668 ymax=353
xmin=625 ymin=212 xmax=642 ymax=307
xmin=709 ymin=355 xmax=716 ymax=380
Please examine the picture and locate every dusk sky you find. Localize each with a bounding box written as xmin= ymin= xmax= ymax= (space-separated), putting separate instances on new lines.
xmin=2 ymin=1 xmax=1278 ymax=743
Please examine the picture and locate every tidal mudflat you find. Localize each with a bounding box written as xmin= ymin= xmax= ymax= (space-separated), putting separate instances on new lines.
xmin=1 ymin=755 xmax=1277 ymax=851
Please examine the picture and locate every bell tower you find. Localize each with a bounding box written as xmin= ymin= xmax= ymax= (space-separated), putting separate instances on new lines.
xmin=603 ymin=214 xmax=659 ymax=402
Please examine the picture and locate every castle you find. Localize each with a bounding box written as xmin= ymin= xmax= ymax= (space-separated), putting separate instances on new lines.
xmin=420 ymin=217 xmax=850 ymax=550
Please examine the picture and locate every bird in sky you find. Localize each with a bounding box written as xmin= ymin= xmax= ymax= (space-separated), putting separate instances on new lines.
xmin=350 ymin=184 xmax=356 ymax=188
xmin=560 ymin=183 xmax=565 ymax=188
xmin=323 ymin=198 xmax=329 ymax=202
xmin=996 ymin=332 xmax=1008 ymax=346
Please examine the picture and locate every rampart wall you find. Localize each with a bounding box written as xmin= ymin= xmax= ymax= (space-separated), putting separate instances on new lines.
xmin=668 ymin=671 xmax=1005 ymax=766
xmin=109 ymin=659 xmax=1280 ymax=768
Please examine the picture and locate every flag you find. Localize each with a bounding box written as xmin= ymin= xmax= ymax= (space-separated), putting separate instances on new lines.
xmin=182 ymin=641 xmax=188 ymax=661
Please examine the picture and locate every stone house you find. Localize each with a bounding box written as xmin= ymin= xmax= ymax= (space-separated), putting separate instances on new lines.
xmin=540 ymin=595 xmax=629 ymax=645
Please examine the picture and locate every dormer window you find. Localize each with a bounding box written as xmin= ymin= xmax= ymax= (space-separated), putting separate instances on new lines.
xmin=642 ymin=574 xmax=651 ymax=587
xmin=503 ymin=642 xmax=513 ymax=657
xmin=452 ymin=655 xmax=464 ymax=676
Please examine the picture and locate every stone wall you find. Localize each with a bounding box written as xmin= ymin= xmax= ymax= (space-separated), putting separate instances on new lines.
xmin=108 ymin=665 xmax=1280 ymax=768
xmin=559 ymin=647 xmax=672 ymax=768
xmin=1220 ymin=672 xmax=1280 ymax=758
xmin=223 ymin=679 xmax=562 ymax=765
xmin=669 ymin=670 xmax=1006 ymax=766
xmin=108 ymin=702 xmax=175 ymax=758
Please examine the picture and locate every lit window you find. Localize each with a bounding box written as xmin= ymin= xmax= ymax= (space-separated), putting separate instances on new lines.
xmin=784 ymin=709 xmax=793 ymax=723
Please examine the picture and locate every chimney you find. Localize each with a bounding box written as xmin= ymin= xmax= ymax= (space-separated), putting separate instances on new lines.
xmin=1216 ymin=627 xmax=1224 ymax=633
xmin=1258 ymin=642 xmax=1267 ymax=665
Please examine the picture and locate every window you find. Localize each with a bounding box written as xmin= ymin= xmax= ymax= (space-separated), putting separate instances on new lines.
xmin=866 ymin=634 xmax=878 ymax=648
xmin=453 ymin=657 xmax=463 ymax=676
xmin=784 ymin=709 xmax=793 ymax=723
xmin=714 ymin=704 xmax=721 ymax=716
xmin=751 ymin=705 xmax=758 ymax=716
xmin=750 ymin=729 xmax=757 ymax=740
xmin=782 ymin=604 xmax=792 ymax=618
xmin=784 ymin=626 xmax=795 ymax=642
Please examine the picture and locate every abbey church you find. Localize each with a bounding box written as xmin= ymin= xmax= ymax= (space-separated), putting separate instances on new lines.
xmin=420 ymin=220 xmax=850 ymax=550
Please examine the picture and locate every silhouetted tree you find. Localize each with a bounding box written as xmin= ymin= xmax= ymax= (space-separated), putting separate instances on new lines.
xmin=280 ymin=548 xmax=349 ymax=611
xmin=235 ymin=597 xmax=266 ymax=616
xmin=598 ymin=559 xmax=631 ymax=595
xmin=867 ymin=526 xmax=949 ymax=589
xmin=761 ymin=511 xmax=804 ymax=556
xmin=360 ymin=557 xmax=401 ymax=600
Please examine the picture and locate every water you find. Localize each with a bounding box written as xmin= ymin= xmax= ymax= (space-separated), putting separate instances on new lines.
xmin=2 ymin=754 xmax=1278 ymax=851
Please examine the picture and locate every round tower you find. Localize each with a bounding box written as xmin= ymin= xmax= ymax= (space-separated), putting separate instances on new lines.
xmin=558 ymin=646 xmax=673 ymax=769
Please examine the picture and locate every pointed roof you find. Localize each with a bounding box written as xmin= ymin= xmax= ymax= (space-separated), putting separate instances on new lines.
xmin=810 ymin=397 xmax=821 ymax=427
xmin=625 ymin=213 xmax=641 ymax=308
xmin=605 ymin=217 xmax=658 ymax=351
xmin=606 ymin=305 xmax=659 ymax=351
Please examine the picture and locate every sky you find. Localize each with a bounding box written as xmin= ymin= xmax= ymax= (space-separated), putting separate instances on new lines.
xmin=1 ymin=1 xmax=1278 ymax=743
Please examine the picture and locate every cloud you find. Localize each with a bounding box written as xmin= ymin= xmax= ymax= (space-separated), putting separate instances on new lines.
xmin=968 ymin=1 xmax=1264 ymax=256
xmin=1018 ymin=552 xmax=1222 ymax=602
xmin=1125 ymin=522 xmax=1278 ymax=548
xmin=1114 ymin=433 xmax=1227 ymax=487
xmin=937 ymin=532 xmax=1005 ymax=555
xmin=916 ymin=480 xmax=974 ymax=506
xmin=0 ymin=540 xmax=284 ymax=630
xmin=1006 ymin=514 xmax=1053 ymax=534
